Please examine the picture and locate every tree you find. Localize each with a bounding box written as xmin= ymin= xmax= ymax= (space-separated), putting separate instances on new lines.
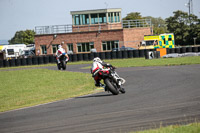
xmin=9 ymin=30 xmax=35 ymax=45
xmin=166 ymin=10 xmax=200 ymax=45
xmin=145 ymin=16 xmax=168 ymax=34
xmin=122 ymin=12 xmax=168 ymax=34
xmin=123 ymin=12 xmax=143 ymax=20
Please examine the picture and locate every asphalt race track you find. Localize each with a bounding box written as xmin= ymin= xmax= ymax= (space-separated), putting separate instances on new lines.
xmin=0 ymin=64 xmax=200 ymax=133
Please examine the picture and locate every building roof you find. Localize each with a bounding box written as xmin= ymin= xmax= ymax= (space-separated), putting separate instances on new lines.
xmin=70 ymin=8 xmax=122 ymax=15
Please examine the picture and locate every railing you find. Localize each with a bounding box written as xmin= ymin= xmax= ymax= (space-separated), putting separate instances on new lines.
xmin=35 ymin=19 xmax=152 ymax=35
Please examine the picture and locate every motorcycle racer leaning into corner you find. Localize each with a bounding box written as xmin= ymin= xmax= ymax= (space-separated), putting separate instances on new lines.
xmin=56 ymin=45 xmax=69 ymax=64
xmin=91 ymin=57 xmax=125 ymax=88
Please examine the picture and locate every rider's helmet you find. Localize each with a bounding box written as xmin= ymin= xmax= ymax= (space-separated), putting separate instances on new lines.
xmin=93 ymin=57 xmax=102 ymax=63
xmin=58 ymin=45 xmax=62 ymax=49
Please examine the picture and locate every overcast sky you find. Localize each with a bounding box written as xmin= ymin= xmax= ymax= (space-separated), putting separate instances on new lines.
xmin=0 ymin=0 xmax=200 ymax=40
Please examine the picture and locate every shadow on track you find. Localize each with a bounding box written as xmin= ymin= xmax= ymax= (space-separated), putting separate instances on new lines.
xmin=75 ymin=93 xmax=113 ymax=99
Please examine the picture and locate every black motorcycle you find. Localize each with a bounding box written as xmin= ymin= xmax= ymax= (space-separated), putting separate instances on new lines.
xmin=95 ymin=67 xmax=126 ymax=95
xmin=57 ymin=54 xmax=68 ymax=70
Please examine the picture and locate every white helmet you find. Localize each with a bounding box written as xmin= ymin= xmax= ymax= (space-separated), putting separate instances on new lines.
xmin=93 ymin=57 xmax=102 ymax=63
xmin=58 ymin=45 xmax=62 ymax=49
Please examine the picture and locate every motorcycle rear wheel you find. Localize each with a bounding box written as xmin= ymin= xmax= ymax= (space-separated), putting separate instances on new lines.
xmin=104 ymin=78 xmax=119 ymax=95
xmin=61 ymin=61 xmax=66 ymax=70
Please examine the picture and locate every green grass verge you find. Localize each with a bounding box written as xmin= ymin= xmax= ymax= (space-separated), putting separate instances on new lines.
xmin=132 ymin=123 xmax=200 ymax=133
xmin=81 ymin=56 xmax=200 ymax=69
xmin=0 ymin=69 xmax=97 ymax=112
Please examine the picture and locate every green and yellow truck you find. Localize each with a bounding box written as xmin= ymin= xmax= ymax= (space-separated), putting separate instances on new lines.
xmin=139 ymin=33 xmax=175 ymax=49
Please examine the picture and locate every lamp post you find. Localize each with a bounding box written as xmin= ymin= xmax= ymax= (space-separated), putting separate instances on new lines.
xmin=193 ymin=37 xmax=197 ymax=45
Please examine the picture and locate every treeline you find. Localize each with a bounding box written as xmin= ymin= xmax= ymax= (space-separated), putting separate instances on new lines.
xmin=123 ymin=10 xmax=200 ymax=45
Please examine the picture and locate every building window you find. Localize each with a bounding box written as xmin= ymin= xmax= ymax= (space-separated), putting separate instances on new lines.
xmin=108 ymin=12 xmax=113 ymax=23
xmin=67 ymin=43 xmax=73 ymax=52
xmin=91 ymin=14 xmax=98 ymax=24
xmin=77 ymin=42 xmax=94 ymax=53
xmin=99 ymin=13 xmax=107 ymax=23
xmin=41 ymin=45 xmax=47 ymax=54
xmin=52 ymin=44 xmax=59 ymax=54
xmin=102 ymin=41 xmax=119 ymax=51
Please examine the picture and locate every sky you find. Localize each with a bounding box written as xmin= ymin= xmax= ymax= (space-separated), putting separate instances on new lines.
xmin=0 ymin=0 xmax=200 ymax=41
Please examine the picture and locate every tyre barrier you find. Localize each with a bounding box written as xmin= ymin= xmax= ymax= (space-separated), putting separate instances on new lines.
xmin=192 ymin=47 xmax=198 ymax=52
xmin=32 ymin=57 xmax=38 ymax=65
xmin=139 ymin=50 xmax=145 ymax=57
xmin=94 ymin=52 xmax=100 ymax=58
xmin=105 ymin=52 xmax=111 ymax=59
xmin=20 ymin=58 xmax=27 ymax=66
xmin=0 ymin=60 xmax=3 ymax=68
xmin=43 ymin=56 xmax=49 ymax=64
xmin=186 ymin=47 xmax=192 ymax=52
xmin=175 ymin=48 xmax=181 ymax=53
xmin=100 ymin=52 xmax=105 ymax=59
xmin=15 ymin=59 xmax=21 ymax=66
xmin=72 ymin=54 xmax=77 ymax=62
xmin=9 ymin=59 xmax=15 ymax=67
xmin=50 ymin=55 xmax=56 ymax=63
xmin=26 ymin=58 xmax=32 ymax=65
xmin=111 ymin=51 xmax=117 ymax=59
xmin=38 ymin=56 xmax=44 ymax=64
xmin=133 ymin=50 xmax=139 ymax=58
xmin=77 ymin=54 xmax=83 ymax=61
xmin=122 ymin=51 xmax=128 ymax=58
xmin=83 ymin=53 xmax=89 ymax=61
xmin=3 ymin=60 xmax=9 ymax=67
xmin=181 ymin=47 xmax=186 ymax=53
xmin=89 ymin=53 xmax=94 ymax=60
xmin=169 ymin=48 xmax=175 ymax=53
xmin=128 ymin=50 xmax=133 ymax=58
xmin=117 ymin=51 xmax=122 ymax=59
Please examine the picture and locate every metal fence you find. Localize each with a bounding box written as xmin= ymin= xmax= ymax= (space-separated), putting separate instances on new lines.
xmin=35 ymin=19 xmax=152 ymax=35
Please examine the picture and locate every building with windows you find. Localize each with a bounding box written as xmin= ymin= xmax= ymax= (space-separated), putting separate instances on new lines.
xmin=35 ymin=8 xmax=152 ymax=55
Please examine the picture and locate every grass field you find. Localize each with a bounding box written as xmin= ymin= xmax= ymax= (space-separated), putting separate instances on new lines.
xmin=133 ymin=122 xmax=200 ymax=133
xmin=0 ymin=69 xmax=96 ymax=112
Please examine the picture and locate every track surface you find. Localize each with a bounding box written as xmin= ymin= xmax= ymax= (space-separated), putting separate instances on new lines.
xmin=0 ymin=64 xmax=200 ymax=133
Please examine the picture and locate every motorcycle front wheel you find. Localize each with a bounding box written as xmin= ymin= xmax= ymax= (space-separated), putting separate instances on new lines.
xmin=104 ymin=78 xmax=119 ymax=95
